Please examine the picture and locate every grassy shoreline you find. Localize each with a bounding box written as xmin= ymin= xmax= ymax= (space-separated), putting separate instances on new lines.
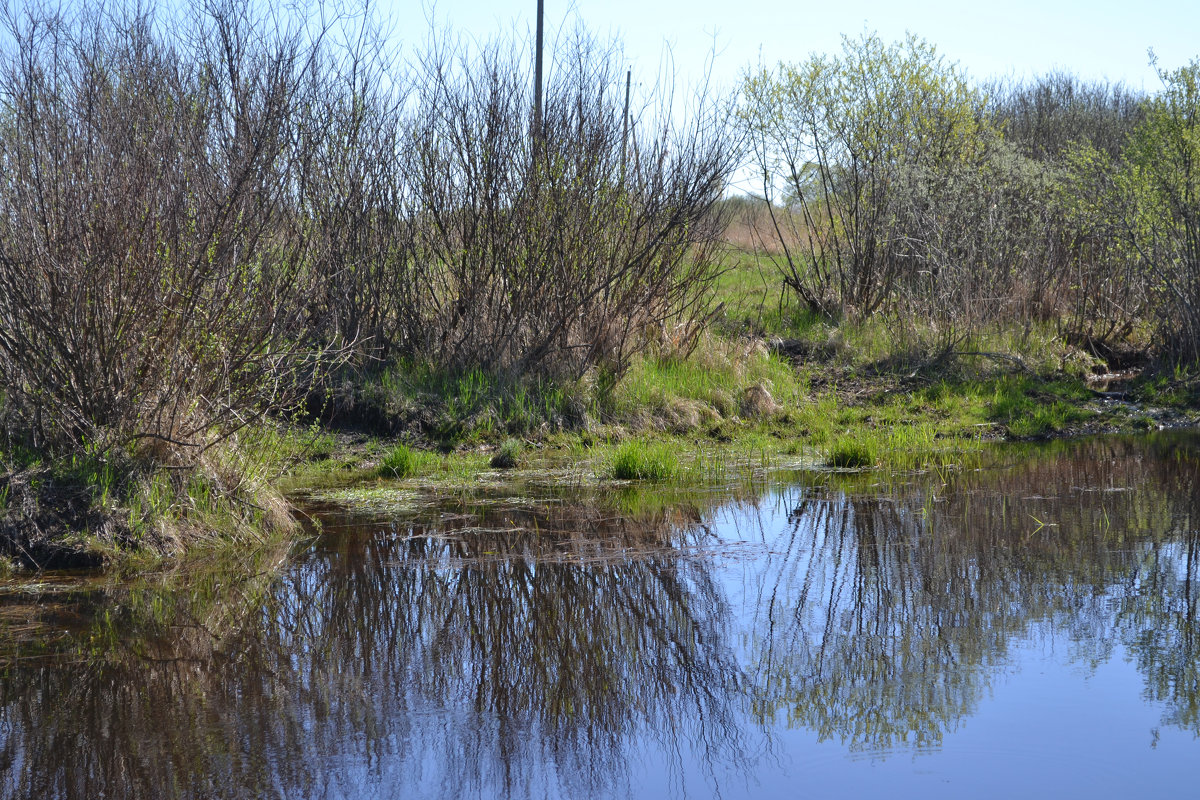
xmin=6 ymin=228 xmax=1200 ymax=575
xmin=286 ymin=334 xmax=1200 ymax=502
xmin=4 ymin=312 xmax=1199 ymax=577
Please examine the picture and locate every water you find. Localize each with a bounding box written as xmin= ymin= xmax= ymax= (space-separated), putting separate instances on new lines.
xmin=1 ymin=432 xmax=1198 ymax=798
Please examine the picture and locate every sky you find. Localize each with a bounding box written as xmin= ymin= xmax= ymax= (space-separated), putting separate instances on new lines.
xmin=383 ymin=0 xmax=1198 ymax=93
xmin=371 ymin=0 xmax=1195 ymax=194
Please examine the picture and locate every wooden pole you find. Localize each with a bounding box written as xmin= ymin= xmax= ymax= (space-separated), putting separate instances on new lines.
xmin=534 ymin=0 xmax=544 ymax=136
xmin=621 ymin=68 xmax=631 ymax=181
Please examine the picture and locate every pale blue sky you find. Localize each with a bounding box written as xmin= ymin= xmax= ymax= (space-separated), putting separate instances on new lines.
xmin=382 ymin=0 xmax=1197 ymax=93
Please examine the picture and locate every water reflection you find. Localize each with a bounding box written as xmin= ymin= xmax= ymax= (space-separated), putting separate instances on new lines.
xmin=1 ymin=432 xmax=1199 ymax=798
xmin=1 ymin=501 xmax=747 ymax=799
xmin=750 ymin=434 xmax=1200 ymax=750
xmin=285 ymin=503 xmax=750 ymax=798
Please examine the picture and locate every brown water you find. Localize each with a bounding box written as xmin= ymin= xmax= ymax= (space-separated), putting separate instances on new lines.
xmin=1 ymin=432 xmax=1198 ymax=799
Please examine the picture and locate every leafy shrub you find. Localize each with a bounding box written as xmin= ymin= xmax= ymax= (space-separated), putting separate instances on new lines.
xmin=741 ymin=31 xmax=987 ymax=318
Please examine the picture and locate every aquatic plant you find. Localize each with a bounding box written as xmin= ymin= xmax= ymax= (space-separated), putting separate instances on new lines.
xmin=608 ymin=441 xmax=678 ymax=481
xmin=825 ymin=439 xmax=876 ymax=469
xmin=377 ymin=444 xmax=426 ymax=479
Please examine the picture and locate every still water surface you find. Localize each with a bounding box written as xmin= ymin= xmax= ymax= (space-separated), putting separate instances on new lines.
xmin=1 ymin=432 xmax=1198 ymax=798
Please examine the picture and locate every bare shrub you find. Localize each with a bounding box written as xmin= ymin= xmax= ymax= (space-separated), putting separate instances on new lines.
xmin=295 ymin=12 xmax=413 ymax=362
xmin=1054 ymin=146 xmax=1147 ymax=350
xmin=989 ymin=71 xmax=1145 ymax=162
xmin=888 ymin=138 xmax=1066 ymax=335
xmin=741 ymin=37 xmax=1174 ymax=366
xmin=0 ymin=0 xmax=339 ymax=462
xmin=886 ymin=73 xmax=1150 ymax=356
xmin=397 ymin=26 xmax=737 ymax=379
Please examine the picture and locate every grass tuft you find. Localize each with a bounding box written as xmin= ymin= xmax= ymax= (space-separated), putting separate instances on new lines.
xmin=376 ymin=444 xmax=428 ymax=479
xmin=825 ymin=438 xmax=876 ymax=469
xmin=490 ymin=438 xmax=523 ymax=469
xmin=608 ymin=441 xmax=678 ymax=481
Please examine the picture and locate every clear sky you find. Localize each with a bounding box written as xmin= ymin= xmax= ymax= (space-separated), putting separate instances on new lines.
xmin=375 ymin=0 xmax=1195 ymax=193
xmin=384 ymin=0 xmax=1198 ymax=93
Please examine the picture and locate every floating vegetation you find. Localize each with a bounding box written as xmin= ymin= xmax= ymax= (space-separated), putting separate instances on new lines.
xmin=305 ymin=487 xmax=430 ymax=516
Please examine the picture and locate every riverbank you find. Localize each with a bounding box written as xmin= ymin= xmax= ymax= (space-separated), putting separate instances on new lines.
xmin=4 ymin=312 xmax=1198 ymax=576
xmin=0 ymin=428 xmax=317 ymax=573
xmin=287 ymin=329 xmax=1200 ymax=498
xmin=6 ymin=245 xmax=1200 ymax=575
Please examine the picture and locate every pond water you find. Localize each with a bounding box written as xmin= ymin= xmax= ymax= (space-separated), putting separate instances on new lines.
xmin=1 ymin=432 xmax=1198 ymax=799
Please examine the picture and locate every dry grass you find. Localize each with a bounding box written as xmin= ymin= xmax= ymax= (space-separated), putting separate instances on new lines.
xmin=720 ymin=199 xmax=808 ymax=256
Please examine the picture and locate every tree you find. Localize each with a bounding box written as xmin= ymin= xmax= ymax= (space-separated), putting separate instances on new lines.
xmin=1121 ymin=58 xmax=1200 ymax=361
xmin=741 ymin=31 xmax=987 ymax=318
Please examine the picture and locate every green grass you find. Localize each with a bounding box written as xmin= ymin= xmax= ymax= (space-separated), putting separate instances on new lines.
xmin=376 ymin=443 xmax=432 ymax=479
xmin=607 ymin=441 xmax=679 ymax=481
xmin=825 ymin=438 xmax=876 ymax=468
xmin=1134 ymin=364 xmax=1200 ymax=407
xmin=372 ymin=361 xmax=582 ymax=445
xmin=986 ymin=375 xmax=1090 ymax=438
xmin=609 ymin=334 xmax=804 ymax=426
xmin=57 ymin=444 xmax=121 ymax=510
xmin=713 ymin=250 xmax=833 ymax=336
xmin=0 ymin=419 xmax=327 ymax=571
xmin=490 ymin=438 xmax=523 ymax=469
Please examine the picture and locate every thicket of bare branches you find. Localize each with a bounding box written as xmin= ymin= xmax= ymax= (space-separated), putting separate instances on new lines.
xmin=295 ymin=11 xmax=413 ymax=362
xmin=0 ymin=0 xmax=341 ymax=463
xmin=989 ymin=71 xmax=1146 ymax=162
xmin=396 ymin=27 xmax=736 ymax=378
xmin=0 ymin=0 xmax=738 ymax=468
xmin=992 ymin=75 xmax=1150 ymax=350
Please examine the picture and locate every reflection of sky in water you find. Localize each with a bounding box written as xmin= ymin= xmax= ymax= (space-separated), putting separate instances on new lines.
xmin=676 ymin=640 xmax=1191 ymax=799
xmin=1 ymin=432 xmax=1199 ymax=799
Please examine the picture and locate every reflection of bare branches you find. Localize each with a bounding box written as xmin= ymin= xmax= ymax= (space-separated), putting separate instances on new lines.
xmin=4 ymin=433 xmax=1200 ymax=797
xmin=749 ymin=491 xmax=996 ymax=750
xmin=0 ymin=496 xmax=747 ymax=800
xmin=1116 ymin=530 xmax=1200 ymax=731
xmin=333 ymin=501 xmax=746 ymax=798
xmin=748 ymin=432 xmax=1200 ymax=750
